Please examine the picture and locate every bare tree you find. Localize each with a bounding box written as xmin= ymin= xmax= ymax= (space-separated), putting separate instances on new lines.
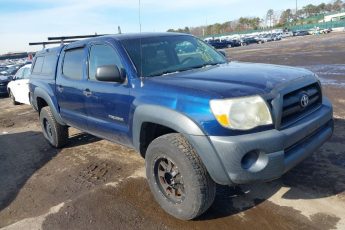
xmin=332 ymin=0 xmax=343 ymax=11
xmin=266 ymin=9 xmax=274 ymax=28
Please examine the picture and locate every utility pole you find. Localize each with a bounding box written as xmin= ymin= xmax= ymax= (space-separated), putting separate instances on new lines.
xmin=295 ymin=0 xmax=298 ymax=20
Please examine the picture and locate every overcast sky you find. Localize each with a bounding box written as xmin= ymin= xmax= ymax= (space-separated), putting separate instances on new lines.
xmin=0 ymin=0 xmax=327 ymax=54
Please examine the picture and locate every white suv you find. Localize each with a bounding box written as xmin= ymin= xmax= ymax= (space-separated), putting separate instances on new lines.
xmin=7 ymin=64 xmax=32 ymax=105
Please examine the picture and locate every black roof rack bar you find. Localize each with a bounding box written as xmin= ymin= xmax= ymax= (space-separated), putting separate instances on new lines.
xmin=47 ymin=34 xmax=108 ymax=41
xmin=29 ymin=40 xmax=79 ymax=46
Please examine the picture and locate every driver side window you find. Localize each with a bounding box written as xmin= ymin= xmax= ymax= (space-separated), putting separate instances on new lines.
xmin=14 ymin=69 xmax=24 ymax=80
xmin=23 ymin=68 xmax=31 ymax=79
xmin=88 ymin=44 xmax=123 ymax=81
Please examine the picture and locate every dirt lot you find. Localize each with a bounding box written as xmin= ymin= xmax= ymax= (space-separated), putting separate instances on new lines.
xmin=1 ymin=32 xmax=345 ymax=230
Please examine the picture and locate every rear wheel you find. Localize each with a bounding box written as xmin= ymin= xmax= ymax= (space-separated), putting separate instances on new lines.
xmin=145 ymin=133 xmax=216 ymax=220
xmin=40 ymin=106 xmax=68 ymax=148
xmin=9 ymin=90 xmax=19 ymax=105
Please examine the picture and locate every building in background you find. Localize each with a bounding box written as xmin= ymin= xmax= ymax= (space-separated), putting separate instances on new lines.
xmin=320 ymin=11 xmax=345 ymax=22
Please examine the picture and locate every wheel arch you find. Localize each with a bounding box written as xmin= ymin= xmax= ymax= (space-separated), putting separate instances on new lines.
xmin=132 ymin=105 xmax=204 ymax=153
xmin=132 ymin=105 xmax=232 ymax=185
xmin=33 ymin=88 xmax=66 ymax=125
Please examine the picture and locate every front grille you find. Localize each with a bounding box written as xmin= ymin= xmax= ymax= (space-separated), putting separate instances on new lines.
xmin=281 ymin=83 xmax=322 ymax=128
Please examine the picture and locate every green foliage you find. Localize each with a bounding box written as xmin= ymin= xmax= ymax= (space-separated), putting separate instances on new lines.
xmin=167 ymin=0 xmax=345 ymax=37
xmin=167 ymin=27 xmax=191 ymax=33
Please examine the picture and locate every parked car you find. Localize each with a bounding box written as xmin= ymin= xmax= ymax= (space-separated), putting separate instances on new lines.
xmin=257 ymin=34 xmax=273 ymax=43
xmin=282 ymin=31 xmax=293 ymax=38
xmin=207 ymin=40 xmax=229 ymax=49
xmin=293 ymin=30 xmax=310 ymax=36
xmin=30 ymin=32 xmax=333 ymax=220
xmin=0 ymin=64 xmax=23 ymax=80
xmin=7 ymin=64 xmax=32 ymax=105
xmin=322 ymin=28 xmax=332 ymax=33
xmin=272 ymin=33 xmax=282 ymax=41
xmin=231 ymin=39 xmax=242 ymax=47
xmin=224 ymin=39 xmax=242 ymax=47
xmin=310 ymin=28 xmax=332 ymax=35
xmin=0 ymin=75 xmax=11 ymax=96
xmin=0 ymin=66 xmax=8 ymax=72
xmin=240 ymin=37 xmax=260 ymax=46
xmin=207 ymin=39 xmax=241 ymax=49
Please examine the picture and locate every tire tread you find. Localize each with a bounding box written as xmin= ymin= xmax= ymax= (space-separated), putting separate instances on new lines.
xmin=40 ymin=107 xmax=68 ymax=148
xmin=146 ymin=133 xmax=216 ymax=220
xmin=166 ymin=134 xmax=216 ymax=217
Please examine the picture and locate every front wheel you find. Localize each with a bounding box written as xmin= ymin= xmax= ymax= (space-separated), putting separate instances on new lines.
xmin=145 ymin=133 xmax=216 ymax=220
xmin=40 ymin=106 xmax=68 ymax=148
xmin=9 ymin=90 xmax=19 ymax=105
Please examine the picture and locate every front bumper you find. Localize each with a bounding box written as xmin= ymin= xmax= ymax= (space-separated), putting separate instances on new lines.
xmin=205 ymin=97 xmax=333 ymax=185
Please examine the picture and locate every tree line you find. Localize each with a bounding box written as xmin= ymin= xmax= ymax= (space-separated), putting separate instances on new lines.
xmin=279 ymin=0 xmax=344 ymax=25
xmin=167 ymin=0 xmax=345 ymax=36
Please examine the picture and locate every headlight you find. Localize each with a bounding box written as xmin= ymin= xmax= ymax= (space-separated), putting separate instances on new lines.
xmin=210 ymin=95 xmax=273 ymax=130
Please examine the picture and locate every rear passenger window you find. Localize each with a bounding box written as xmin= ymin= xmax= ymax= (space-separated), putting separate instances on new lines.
xmin=88 ymin=44 xmax=123 ymax=81
xmin=41 ymin=55 xmax=56 ymax=74
xmin=31 ymin=55 xmax=57 ymax=75
xmin=62 ymin=49 xmax=84 ymax=80
xmin=32 ymin=57 xmax=44 ymax=74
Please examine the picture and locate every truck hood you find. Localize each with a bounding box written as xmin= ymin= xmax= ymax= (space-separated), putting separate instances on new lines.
xmin=0 ymin=75 xmax=10 ymax=82
xmin=147 ymin=62 xmax=315 ymax=98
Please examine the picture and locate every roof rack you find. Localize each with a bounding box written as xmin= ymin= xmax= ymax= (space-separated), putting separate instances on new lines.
xmin=29 ymin=40 xmax=80 ymax=48
xmin=47 ymin=34 xmax=108 ymax=41
xmin=29 ymin=34 xmax=110 ymax=49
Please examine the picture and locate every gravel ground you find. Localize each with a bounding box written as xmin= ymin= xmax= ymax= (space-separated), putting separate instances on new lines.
xmin=0 ymin=32 xmax=344 ymax=230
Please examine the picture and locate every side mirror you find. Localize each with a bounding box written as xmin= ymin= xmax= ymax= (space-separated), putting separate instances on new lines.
xmin=218 ymin=50 xmax=230 ymax=61
xmin=219 ymin=50 xmax=226 ymax=57
xmin=95 ymin=65 xmax=124 ymax=83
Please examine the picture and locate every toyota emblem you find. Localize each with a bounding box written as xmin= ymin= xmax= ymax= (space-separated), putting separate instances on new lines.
xmin=300 ymin=94 xmax=309 ymax=108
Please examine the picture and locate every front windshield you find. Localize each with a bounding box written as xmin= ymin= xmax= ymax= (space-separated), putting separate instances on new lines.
xmin=121 ymin=35 xmax=227 ymax=77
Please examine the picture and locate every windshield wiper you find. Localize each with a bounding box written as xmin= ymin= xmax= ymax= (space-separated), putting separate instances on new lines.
xmin=146 ymin=70 xmax=179 ymax=78
xmin=145 ymin=62 xmax=223 ymax=78
xmin=178 ymin=62 xmax=222 ymax=72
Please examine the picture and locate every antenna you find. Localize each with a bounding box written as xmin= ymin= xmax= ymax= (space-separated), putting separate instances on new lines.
xmin=139 ymin=0 xmax=144 ymax=86
xmin=139 ymin=0 xmax=142 ymax=33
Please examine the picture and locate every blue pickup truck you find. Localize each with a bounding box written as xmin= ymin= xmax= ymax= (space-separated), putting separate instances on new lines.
xmin=29 ymin=32 xmax=333 ymax=220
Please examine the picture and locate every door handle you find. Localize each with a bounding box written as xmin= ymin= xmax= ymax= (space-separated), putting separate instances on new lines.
xmin=83 ymin=88 xmax=92 ymax=97
xmin=57 ymin=85 xmax=64 ymax=93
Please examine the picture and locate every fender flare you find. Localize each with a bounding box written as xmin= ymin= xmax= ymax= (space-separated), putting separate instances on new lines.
xmin=132 ymin=105 xmax=204 ymax=150
xmin=33 ymin=87 xmax=66 ymax=125
xmin=132 ymin=105 xmax=232 ymax=185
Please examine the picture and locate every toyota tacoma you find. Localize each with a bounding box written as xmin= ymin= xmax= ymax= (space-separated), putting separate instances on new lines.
xmin=29 ymin=33 xmax=333 ymax=220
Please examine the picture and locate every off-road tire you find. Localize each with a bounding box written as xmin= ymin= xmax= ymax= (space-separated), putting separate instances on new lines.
xmin=145 ymin=133 xmax=216 ymax=220
xmin=40 ymin=106 xmax=68 ymax=148
xmin=9 ymin=90 xmax=19 ymax=105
